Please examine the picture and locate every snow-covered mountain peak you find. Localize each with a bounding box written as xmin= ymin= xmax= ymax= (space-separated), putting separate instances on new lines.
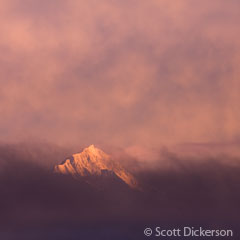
xmin=54 ymin=145 xmax=138 ymax=189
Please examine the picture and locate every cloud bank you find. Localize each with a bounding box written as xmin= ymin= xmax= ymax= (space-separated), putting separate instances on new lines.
xmin=0 ymin=144 xmax=239 ymax=239
xmin=0 ymin=0 xmax=240 ymax=148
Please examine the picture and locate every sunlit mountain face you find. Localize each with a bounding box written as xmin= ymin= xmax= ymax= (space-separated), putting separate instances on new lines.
xmin=54 ymin=145 xmax=139 ymax=189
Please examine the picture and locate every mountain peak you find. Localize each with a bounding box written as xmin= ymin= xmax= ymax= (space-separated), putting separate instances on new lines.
xmin=83 ymin=144 xmax=100 ymax=155
xmin=86 ymin=144 xmax=96 ymax=151
xmin=54 ymin=145 xmax=139 ymax=189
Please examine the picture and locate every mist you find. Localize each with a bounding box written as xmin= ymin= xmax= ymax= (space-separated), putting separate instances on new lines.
xmin=0 ymin=143 xmax=239 ymax=239
xmin=0 ymin=0 xmax=240 ymax=148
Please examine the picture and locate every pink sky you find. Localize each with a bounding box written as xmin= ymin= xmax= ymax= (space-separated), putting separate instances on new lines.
xmin=0 ymin=0 xmax=240 ymax=148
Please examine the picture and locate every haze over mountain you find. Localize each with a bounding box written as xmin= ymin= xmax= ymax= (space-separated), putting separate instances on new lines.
xmin=0 ymin=142 xmax=240 ymax=239
xmin=54 ymin=145 xmax=139 ymax=189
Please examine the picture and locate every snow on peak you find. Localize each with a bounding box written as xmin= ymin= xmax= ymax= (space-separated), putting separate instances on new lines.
xmin=54 ymin=145 xmax=138 ymax=189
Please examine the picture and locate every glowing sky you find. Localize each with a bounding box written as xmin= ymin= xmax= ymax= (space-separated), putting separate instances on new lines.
xmin=1 ymin=0 xmax=240 ymax=148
